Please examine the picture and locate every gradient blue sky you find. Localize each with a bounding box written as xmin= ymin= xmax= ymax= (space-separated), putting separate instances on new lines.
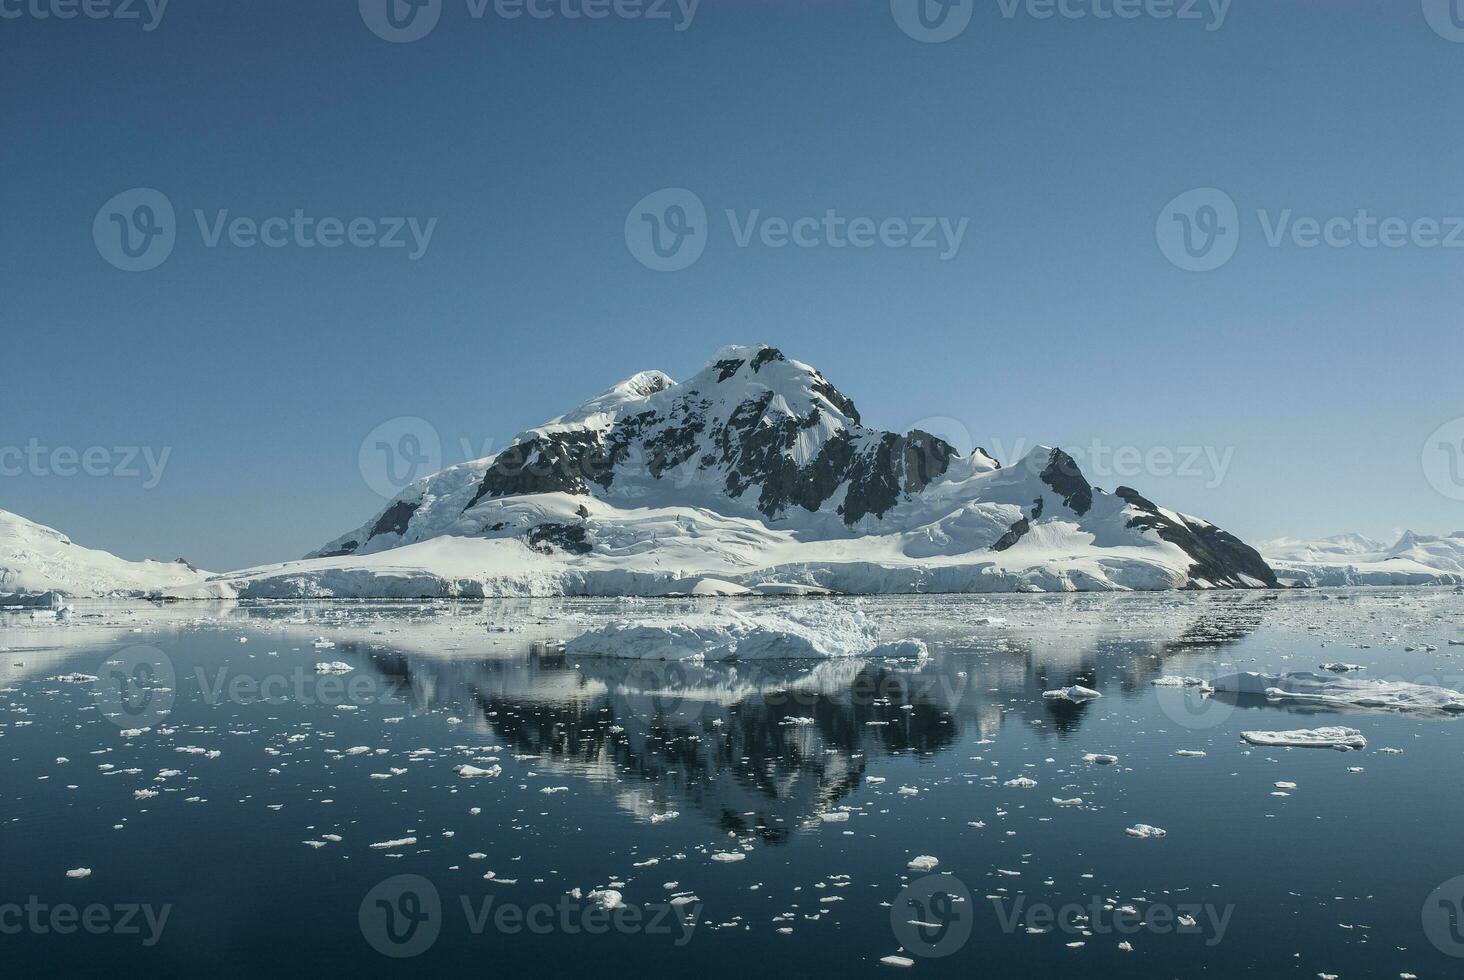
xmin=3 ymin=0 xmax=1462 ymax=570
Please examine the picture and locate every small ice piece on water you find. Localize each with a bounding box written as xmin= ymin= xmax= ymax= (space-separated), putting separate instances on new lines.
xmin=1175 ymin=750 xmax=1207 ymax=758
xmin=819 ymin=811 xmax=850 ymax=822
xmin=370 ymin=837 xmax=417 ymax=849
xmin=1003 ymin=777 xmax=1037 ymax=789
xmin=649 ymin=811 xmax=680 ymax=823
xmin=1320 ymin=663 xmax=1365 ymax=673
xmin=1044 ymin=685 xmax=1102 ymax=702
xmin=907 ymin=855 xmax=939 ymax=872
xmin=1118 ymin=941 xmax=1133 ymax=952
xmin=454 ymin=764 xmax=502 ymax=778
xmin=314 ymin=660 xmax=351 ymax=674
xmin=1151 ymin=676 xmax=1211 ymax=689
xmin=1052 ymin=797 xmax=1083 ymax=807
xmin=710 ymin=852 xmax=746 ymax=863
xmin=1082 ymin=753 xmax=1119 ymax=765
xmin=1241 ymin=728 xmax=1367 ymax=751
xmin=65 ymin=867 xmax=92 ymax=879
xmin=880 ymin=955 xmax=915 ymax=968
xmin=1124 ymin=824 xmax=1167 ymax=839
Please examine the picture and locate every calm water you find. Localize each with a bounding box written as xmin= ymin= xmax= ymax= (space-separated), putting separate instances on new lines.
xmin=4 ymin=591 xmax=1464 ymax=978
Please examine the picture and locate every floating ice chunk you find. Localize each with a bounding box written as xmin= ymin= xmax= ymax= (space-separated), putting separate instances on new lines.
xmin=869 ymin=638 xmax=929 ymax=660
xmin=818 ymin=811 xmax=850 ymax=822
xmin=1003 ymin=777 xmax=1037 ymax=789
xmin=1320 ymin=663 xmax=1365 ymax=673
xmin=588 ymin=889 xmax=624 ymax=910
xmin=1174 ymin=750 xmax=1207 ymax=758
xmin=649 ymin=811 xmax=680 ymax=823
xmin=906 ymin=855 xmax=939 ymax=871
xmin=1044 ymin=685 xmax=1102 ymax=702
xmin=1052 ymin=797 xmax=1083 ymax=806
xmin=1213 ymin=672 xmax=1464 ymax=713
xmin=133 ymin=789 xmax=158 ymax=800
xmin=1082 ymin=753 xmax=1119 ymax=765
xmin=563 ymin=606 xmax=880 ymax=661
xmin=313 ymin=660 xmax=351 ymax=674
xmin=369 ymin=837 xmax=417 ymax=849
xmin=454 ymin=764 xmax=502 ymax=778
xmin=540 ymin=786 xmax=569 ymax=794
xmin=880 ymin=955 xmax=915 ymax=968
xmin=1151 ymin=676 xmax=1211 ymax=689
xmin=1124 ymin=824 xmax=1167 ymax=839
xmin=65 ymin=867 xmax=92 ymax=878
xmin=1241 ymin=727 xmax=1367 ymax=750
xmin=710 ymin=852 xmax=746 ymax=863
xmin=51 ymin=673 xmax=99 ymax=683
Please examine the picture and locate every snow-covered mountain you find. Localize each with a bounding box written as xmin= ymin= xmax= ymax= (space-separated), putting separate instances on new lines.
xmin=1264 ymin=531 xmax=1464 ymax=587
xmin=184 ymin=345 xmax=1276 ymax=598
xmin=0 ymin=508 xmax=212 ymax=600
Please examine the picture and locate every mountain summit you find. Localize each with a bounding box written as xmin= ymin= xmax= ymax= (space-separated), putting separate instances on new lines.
xmin=201 ymin=344 xmax=1276 ymax=598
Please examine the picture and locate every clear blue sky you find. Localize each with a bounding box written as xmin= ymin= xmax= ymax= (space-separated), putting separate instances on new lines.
xmin=3 ymin=0 xmax=1462 ymax=571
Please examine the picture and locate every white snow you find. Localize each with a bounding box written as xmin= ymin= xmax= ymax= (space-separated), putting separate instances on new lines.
xmin=1240 ymin=728 xmax=1368 ymax=750
xmin=0 ymin=508 xmax=211 ymax=598
xmin=563 ymin=605 xmax=880 ymax=661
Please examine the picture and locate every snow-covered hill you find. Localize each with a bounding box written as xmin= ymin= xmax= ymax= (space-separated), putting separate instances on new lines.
xmin=0 ymin=509 xmax=212 ymax=600
xmin=179 ymin=345 xmax=1277 ymax=598
xmin=1263 ymin=531 xmax=1464 ymax=587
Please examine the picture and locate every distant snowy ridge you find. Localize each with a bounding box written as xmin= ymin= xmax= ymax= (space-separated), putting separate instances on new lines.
xmin=0 ymin=508 xmax=211 ymax=599
xmin=1262 ymin=531 xmax=1464 ymax=587
xmin=175 ymin=344 xmax=1276 ymax=598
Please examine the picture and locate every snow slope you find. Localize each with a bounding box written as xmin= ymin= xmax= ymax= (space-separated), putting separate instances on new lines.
xmin=0 ymin=508 xmax=212 ymax=599
xmin=175 ymin=345 xmax=1277 ymax=598
xmin=1263 ymin=531 xmax=1464 ymax=587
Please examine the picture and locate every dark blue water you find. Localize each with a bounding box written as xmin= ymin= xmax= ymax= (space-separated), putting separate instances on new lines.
xmin=4 ymin=591 xmax=1463 ymax=978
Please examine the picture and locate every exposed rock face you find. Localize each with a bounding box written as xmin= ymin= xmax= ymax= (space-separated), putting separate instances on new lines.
xmin=294 ymin=344 xmax=1275 ymax=595
xmin=1115 ymin=487 xmax=1277 ymax=588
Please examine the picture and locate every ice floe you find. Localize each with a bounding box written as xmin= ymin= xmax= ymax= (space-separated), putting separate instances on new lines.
xmin=1240 ymin=727 xmax=1367 ymax=750
xmin=1213 ymin=671 xmax=1464 ymax=714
